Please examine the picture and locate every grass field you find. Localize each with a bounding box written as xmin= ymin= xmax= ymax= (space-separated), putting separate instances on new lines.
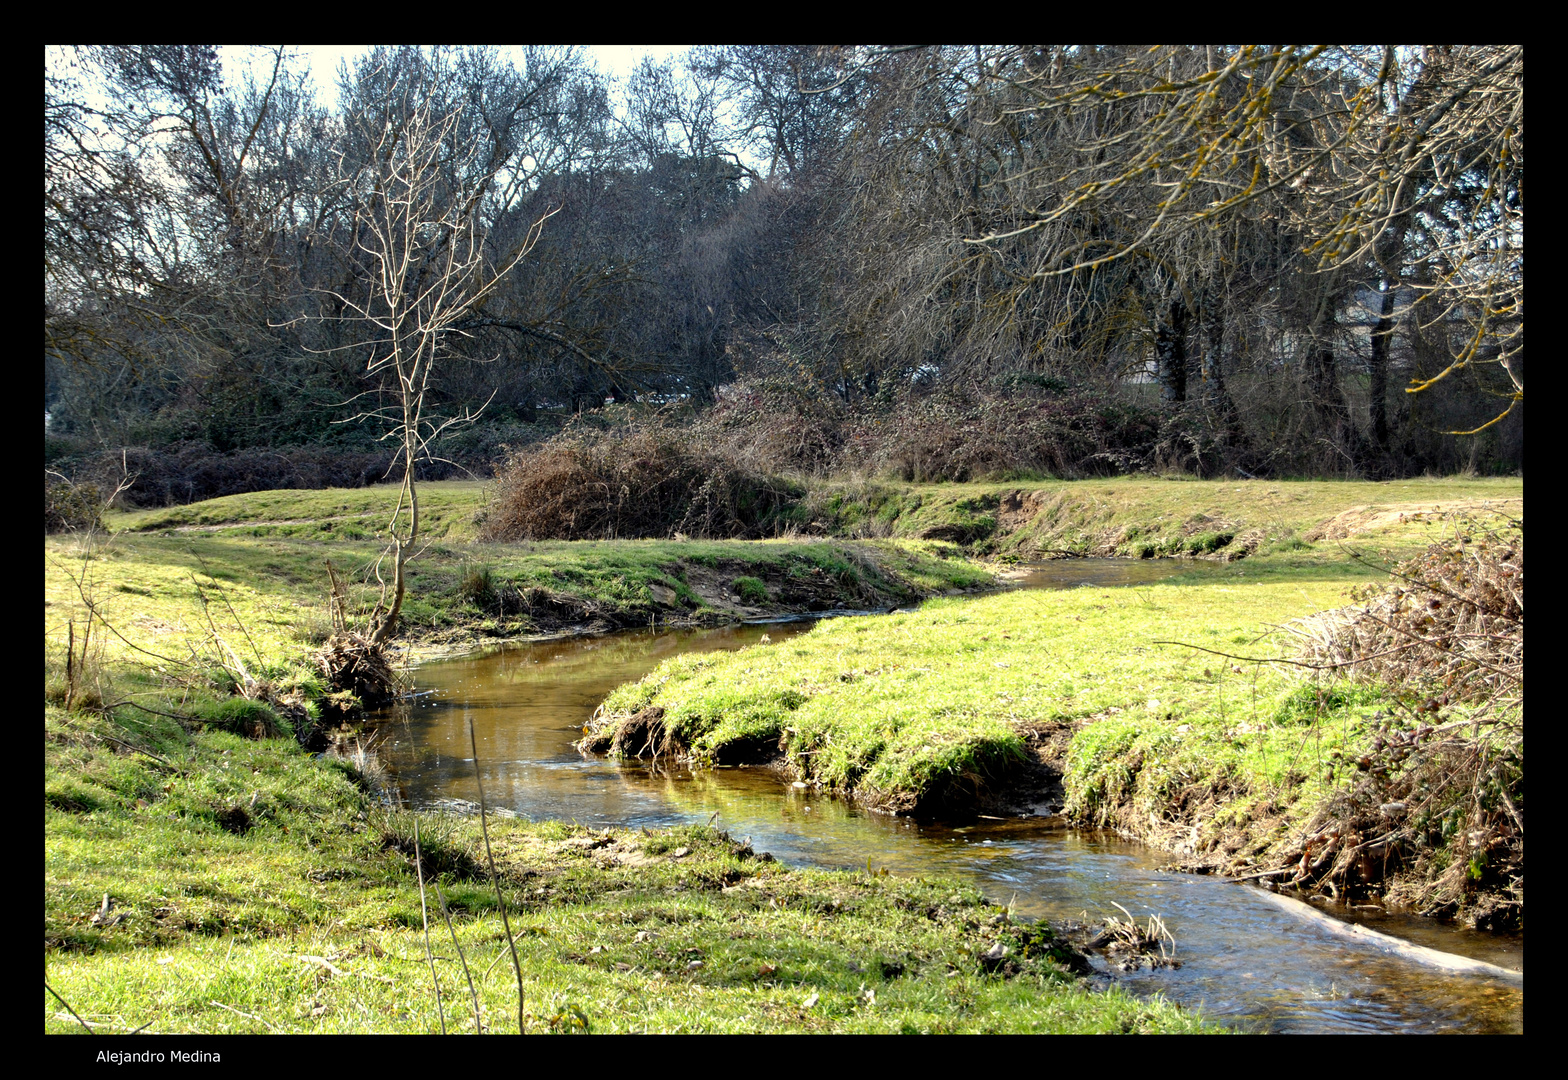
xmin=45 ymin=473 xmax=1520 ymax=1032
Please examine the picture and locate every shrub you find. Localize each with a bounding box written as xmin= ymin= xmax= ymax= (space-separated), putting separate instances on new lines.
xmin=857 ymin=385 xmax=1163 ymax=483
xmin=45 ymin=475 xmax=102 ymax=533
xmin=482 ymin=421 xmax=802 ymax=541
xmin=1286 ymin=516 xmax=1523 ymax=924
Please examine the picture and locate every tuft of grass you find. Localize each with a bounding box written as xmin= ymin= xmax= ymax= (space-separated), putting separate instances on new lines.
xmin=196 ymin=697 xmax=293 ymax=741
xmin=732 ymin=576 xmax=770 ymax=605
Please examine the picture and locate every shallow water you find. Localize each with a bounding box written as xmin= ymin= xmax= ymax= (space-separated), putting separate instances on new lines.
xmin=372 ymin=559 xmax=1523 ymax=1033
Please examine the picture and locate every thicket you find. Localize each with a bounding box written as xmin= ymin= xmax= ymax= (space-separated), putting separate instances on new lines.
xmin=481 ymin=378 xmax=1178 ymax=541
xmin=481 ymin=419 xmax=803 ymax=541
xmin=1288 ymin=517 xmax=1523 ymax=925
xmin=44 ymin=475 xmax=103 ymax=534
xmin=45 ymin=419 xmax=558 ymax=513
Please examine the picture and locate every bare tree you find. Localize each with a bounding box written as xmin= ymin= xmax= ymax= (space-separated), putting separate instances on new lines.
xmin=324 ymin=79 xmax=552 ymax=643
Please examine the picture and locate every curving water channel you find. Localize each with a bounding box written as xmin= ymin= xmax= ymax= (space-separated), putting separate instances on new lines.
xmin=371 ymin=559 xmax=1523 ymax=1033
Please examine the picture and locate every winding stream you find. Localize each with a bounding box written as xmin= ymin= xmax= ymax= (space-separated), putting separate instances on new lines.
xmin=371 ymin=560 xmax=1523 ymax=1033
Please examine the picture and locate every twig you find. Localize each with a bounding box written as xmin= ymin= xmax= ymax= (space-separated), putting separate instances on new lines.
xmin=118 ymin=700 xmax=196 ymax=730
xmin=208 ymin=1000 xmax=278 ymax=1032
xmin=87 ymin=727 xmax=178 ymax=770
xmin=1150 ymin=640 xmax=1407 ymax=670
xmin=482 ymin=930 xmax=533 ymax=981
xmin=1222 ymin=866 xmax=1294 ymax=883
xmin=434 ymin=884 xmax=482 ymax=1034
xmin=48 ymin=555 xmax=189 ymax=667
xmin=191 ymin=551 xmax=266 ymax=671
xmin=470 ymin=717 xmax=526 ymax=1034
xmin=1341 ymin=536 xmax=1523 ymax=621
xmin=45 ymin=980 xmax=95 ymax=1034
xmin=413 ymin=816 xmax=447 ymax=1035
xmin=192 ymin=574 xmax=255 ymax=691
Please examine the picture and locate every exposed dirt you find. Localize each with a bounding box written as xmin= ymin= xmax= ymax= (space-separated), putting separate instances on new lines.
xmin=1305 ymin=499 xmax=1522 ymax=542
xmin=997 ymin=490 xmax=1047 ymax=533
xmin=963 ymin=723 xmax=1071 ymax=819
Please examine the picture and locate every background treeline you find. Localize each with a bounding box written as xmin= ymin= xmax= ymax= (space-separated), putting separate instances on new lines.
xmin=46 ymin=45 xmax=1522 ymax=516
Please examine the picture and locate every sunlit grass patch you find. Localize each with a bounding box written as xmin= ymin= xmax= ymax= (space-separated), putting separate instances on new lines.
xmin=591 ymin=544 xmax=1419 ymax=834
xmin=46 ymin=812 xmax=1209 ymax=1033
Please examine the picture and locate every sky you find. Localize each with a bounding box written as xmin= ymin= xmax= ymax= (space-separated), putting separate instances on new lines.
xmin=219 ymin=45 xmax=694 ymax=107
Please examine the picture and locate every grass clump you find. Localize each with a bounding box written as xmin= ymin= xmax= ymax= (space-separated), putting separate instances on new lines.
xmin=732 ymin=576 xmax=770 ymax=604
xmin=196 ymin=697 xmax=293 ymax=741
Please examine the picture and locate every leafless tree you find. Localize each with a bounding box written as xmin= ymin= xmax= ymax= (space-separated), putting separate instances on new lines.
xmin=321 ymin=75 xmax=553 ymax=643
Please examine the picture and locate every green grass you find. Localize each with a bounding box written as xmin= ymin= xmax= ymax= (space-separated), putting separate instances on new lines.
xmin=589 ymin=492 xmax=1513 ymax=853
xmin=47 ymin=474 xmax=1520 ymax=1032
xmin=50 ymin=487 xmax=992 ymax=664
xmin=807 ymin=475 xmax=1522 ymax=562
xmin=594 ymin=550 xmax=1386 ymax=813
xmin=105 ymin=481 xmax=493 ymax=543
xmin=44 ymin=700 xmax=1202 ymax=1033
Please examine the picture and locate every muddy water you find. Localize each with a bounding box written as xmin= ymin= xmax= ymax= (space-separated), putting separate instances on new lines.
xmin=373 ymin=559 xmax=1523 ymax=1033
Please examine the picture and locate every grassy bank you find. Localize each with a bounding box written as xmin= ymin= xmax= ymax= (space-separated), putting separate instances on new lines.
xmin=56 ymin=482 xmax=990 ymax=663
xmin=584 ymin=476 xmax=1523 ymax=918
xmin=45 ymin=699 xmax=1201 ymax=1033
xmin=46 ymin=474 xmax=1519 ymax=1032
xmin=587 ymin=555 xmax=1379 ymax=815
xmin=46 ymin=480 xmax=1205 ymax=1033
xmin=800 ymin=475 xmax=1521 ymax=560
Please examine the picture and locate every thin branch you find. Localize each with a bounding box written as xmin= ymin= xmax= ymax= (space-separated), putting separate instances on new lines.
xmin=45 ymin=980 xmax=96 ymax=1034
xmin=433 ymin=883 xmax=483 ymax=1034
xmin=469 ymin=717 xmax=526 ymax=1034
xmin=413 ymin=816 xmax=447 ymax=1035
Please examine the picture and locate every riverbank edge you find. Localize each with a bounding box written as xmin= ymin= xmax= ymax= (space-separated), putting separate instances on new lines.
xmin=45 ymin=547 xmax=1209 ymax=1033
xmin=578 ymin=551 xmax=1522 ymax=931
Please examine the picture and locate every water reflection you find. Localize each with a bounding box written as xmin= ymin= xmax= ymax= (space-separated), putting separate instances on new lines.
xmin=372 ymin=560 xmax=1522 ymax=1033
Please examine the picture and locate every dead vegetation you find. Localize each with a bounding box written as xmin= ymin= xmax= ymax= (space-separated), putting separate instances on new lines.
xmin=1279 ymin=515 xmax=1523 ymax=926
xmin=1083 ymin=904 xmax=1180 ymax=972
xmin=581 ymin=705 xmax=682 ymax=760
xmin=481 ymin=421 xmax=801 ymax=541
xmin=312 ymin=561 xmax=404 ymax=731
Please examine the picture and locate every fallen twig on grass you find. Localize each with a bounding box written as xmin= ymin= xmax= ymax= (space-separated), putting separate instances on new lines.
xmin=470 ymin=717 xmax=526 ymax=1034
xmin=45 ymin=980 xmax=94 ymax=1034
xmin=208 ymin=1000 xmax=278 ymax=1032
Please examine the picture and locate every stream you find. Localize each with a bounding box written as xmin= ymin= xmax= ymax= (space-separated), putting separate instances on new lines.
xmin=370 ymin=560 xmax=1523 ymax=1033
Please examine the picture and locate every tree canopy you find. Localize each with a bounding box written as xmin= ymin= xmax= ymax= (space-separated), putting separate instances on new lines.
xmin=46 ymin=45 xmax=1523 ymax=489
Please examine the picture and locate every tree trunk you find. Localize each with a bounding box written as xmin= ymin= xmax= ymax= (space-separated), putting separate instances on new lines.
xmin=1156 ymin=297 xmax=1188 ymax=405
xmin=1197 ymin=293 xmax=1243 ymax=445
xmin=370 ymin=431 xmax=419 ymax=646
xmin=1369 ymin=278 xmax=1396 ymax=449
